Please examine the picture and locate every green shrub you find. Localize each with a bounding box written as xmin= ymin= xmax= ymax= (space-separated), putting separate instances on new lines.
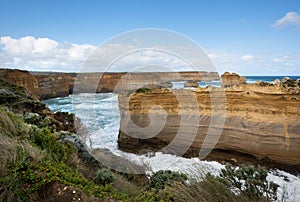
xmin=218 ymin=164 xmax=279 ymax=201
xmin=24 ymin=113 xmax=56 ymax=132
xmin=149 ymin=170 xmax=187 ymax=190
xmin=136 ymin=88 xmax=150 ymax=93
xmin=29 ymin=127 xmax=75 ymax=163
xmin=0 ymin=107 xmax=26 ymax=137
xmin=94 ymin=169 xmax=115 ymax=186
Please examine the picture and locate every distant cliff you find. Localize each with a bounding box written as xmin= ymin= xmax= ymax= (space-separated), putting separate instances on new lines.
xmin=118 ymin=76 xmax=300 ymax=166
xmin=0 ymin=68 xmax=219 ymax=100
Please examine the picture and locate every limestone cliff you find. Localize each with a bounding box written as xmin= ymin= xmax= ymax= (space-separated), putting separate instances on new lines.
xmin=31 ymin=72 xmax=219 ymax=99
xmin=118 ymin=83 xmax=300 ymax=166
xmin=0 ymin=69 xmax=40 ymax=100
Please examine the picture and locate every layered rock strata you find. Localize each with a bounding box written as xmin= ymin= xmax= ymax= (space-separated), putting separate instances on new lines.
xmin=118 ymin=83 xmax=300 ymax=165
xmin=0 ymin=69 xmax=219 ymax=100
xmin=0 ymin=69 xmax=40 ymax=100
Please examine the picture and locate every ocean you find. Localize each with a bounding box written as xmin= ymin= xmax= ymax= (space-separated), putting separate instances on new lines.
xmin=172 ymin=76 xmax=299 ymax=88
xmin=43 ymin=76 xmax=300 ymax=201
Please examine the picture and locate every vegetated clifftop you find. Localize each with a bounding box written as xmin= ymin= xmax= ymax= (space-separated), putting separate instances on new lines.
xmin=118 ymin=75 xmax=300 ymax=166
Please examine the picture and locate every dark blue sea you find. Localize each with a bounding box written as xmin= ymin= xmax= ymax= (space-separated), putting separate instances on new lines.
xmin=171 ymin=76 xmax=300 ymax=88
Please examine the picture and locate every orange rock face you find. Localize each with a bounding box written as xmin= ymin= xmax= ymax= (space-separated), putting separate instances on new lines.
xmin=0 ymin=69 xmax=40 ymax=100
xmin=0 ymin=68 xmax=219 ymax=100
xmin=118 ymin=84 xmax=300 ymax=165
xmin=32 ymin=71 xmax=219 ymax=99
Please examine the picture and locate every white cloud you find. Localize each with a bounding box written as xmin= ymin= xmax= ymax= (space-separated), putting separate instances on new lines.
xmin=241 ymin=54 xmax=254 ymax=61
xmin=33 ymin=38 xmax=59 ymax=54
xmin=273 ymin=12 xmax=300 ymax=29
xmin=0 ymin=36 xmax=97 ymax=71
xmin=1 ymin=36 xmax=299 ymax=75
xmin=273 ymin=55 xmax=289 ymax=63
xmin=0 ymin=36 xmax=206 ymax=72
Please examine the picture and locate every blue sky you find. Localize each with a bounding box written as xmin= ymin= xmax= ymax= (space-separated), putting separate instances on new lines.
xmin=0 ymin=0 xmax=300 ymax=75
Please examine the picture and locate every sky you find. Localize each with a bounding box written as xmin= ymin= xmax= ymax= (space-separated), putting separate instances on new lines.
xmin=0 ymin=0 xmax=300 ymax=75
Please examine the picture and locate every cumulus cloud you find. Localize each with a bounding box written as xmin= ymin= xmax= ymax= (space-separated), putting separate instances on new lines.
xmin=0 ymin=36 xmax=196 ymax=72
xmin=241 ymin=54 xmax=254 ymax=61
xmin=0 ymin=36 xmax=96 ymax=71
xmin=273 ymin=12 xmax=300 ymax=29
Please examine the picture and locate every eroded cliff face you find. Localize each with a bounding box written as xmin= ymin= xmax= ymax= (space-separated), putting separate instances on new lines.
xmin=118 ymin=83 xmax=300 ymax=165
xmin=29 ymin=70 xmax=219 ymax=99
xmin=0 ymin=69 xmax=40 ymax=100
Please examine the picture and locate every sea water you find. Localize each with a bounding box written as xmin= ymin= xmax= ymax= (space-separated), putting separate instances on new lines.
xmin=43 ymin=77 xmax=300 ymax=201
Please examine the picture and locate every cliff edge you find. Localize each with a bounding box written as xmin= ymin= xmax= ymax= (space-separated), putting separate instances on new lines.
xmin=118 ymin=73 xmax=300 ymax=166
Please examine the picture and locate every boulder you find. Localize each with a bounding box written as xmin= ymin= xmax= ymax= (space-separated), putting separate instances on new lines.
xmin=296 ymin=78 xmax=300 ymax=88
xmin=271 ymin=79 xmax=281 ymax=86
xmin=281 ymin=77 xmax=295 ymax=88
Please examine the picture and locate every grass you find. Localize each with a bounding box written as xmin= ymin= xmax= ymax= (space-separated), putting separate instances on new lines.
xmin=0 ymin=107 xmax=128 ymax=201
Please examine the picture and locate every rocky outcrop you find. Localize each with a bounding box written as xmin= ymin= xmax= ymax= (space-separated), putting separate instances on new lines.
xmin=0 ymin=68 xmax=219 ymax=100
xmin=33 ymin=72 xmax=76 ymax=100
xmin=0 ymin=69 xmax=40 ymax=100
xmin=118 ymin=82 xmax=300 ymax=166
xmin=34 ymin=71 xmax=219 ymax=99
xmin=221 ymin=72 xmax=246 ymax=87
xmin=184 ymin=80 xmax=199 ymax=88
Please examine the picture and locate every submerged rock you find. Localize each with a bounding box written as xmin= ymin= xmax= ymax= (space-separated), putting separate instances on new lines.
xmin=160 ymin=81 xmax=173 ymax=88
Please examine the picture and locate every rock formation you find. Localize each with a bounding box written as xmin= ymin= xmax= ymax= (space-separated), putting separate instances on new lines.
xmin=0 ymin=69 xmax=40 ymax=100
xmin=118 ymin=80 xmax=300 ymax=166
xmin=221 ymin=72 xmax=246 ymax=87
xmin=0 ymin=68 xmax=219 ymax=100
xmin=184 ymin=80 xmax=199 ymax=87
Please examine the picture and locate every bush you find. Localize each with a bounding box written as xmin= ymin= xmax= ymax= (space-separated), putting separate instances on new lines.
xmin=29 ymin=127 xmax=75 ymax=163
xmin=218 ymin=164 xmax=279 ymax=201
xmin=149 ymin=170 xmax=187 ymax=190
xmin=168 ymin=173 xmax=239 ymax=202
xmin=24 ymin=112 xmax=57 ymax=132
xmin=136 ymin=88 xmax=150 ymax=93
xmin=94 ymin=169 xmax=115 ymax=186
